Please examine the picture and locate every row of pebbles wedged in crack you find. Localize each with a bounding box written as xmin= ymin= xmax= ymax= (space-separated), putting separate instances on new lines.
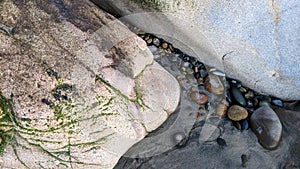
xmin=127 ymin=25 xmax=285 ymax=150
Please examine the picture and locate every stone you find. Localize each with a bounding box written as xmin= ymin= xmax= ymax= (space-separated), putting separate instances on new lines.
xmin=231 ymin=86 xmax=246 ymax=106
xmin=0 ymin=1 xmax=180 ymax=168
xmin=250 ymin=106 xmax=282 ymax=150
xmin=227 ymin=105 xmax=248 ymax=121
xmin=205 ymin=75 xmax=224 ymax=95
xmin=92 ymin=0 xmax=300 ymax=100
xmin=216 ymin=103 xmax=228 ymax=117
xmin=190 ymin=91 xmax=209 ymax=105
xmin=135 ymin=62 xmax=180 ymax=132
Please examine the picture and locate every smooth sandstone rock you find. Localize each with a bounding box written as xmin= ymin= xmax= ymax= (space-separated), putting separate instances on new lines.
xmin=227 ymin=105 xmax=248 ymax=121
xmin=92 ymin=0 xmax=300 ymax=100
xmin=250 ymin=106 xmax=282 ymax=150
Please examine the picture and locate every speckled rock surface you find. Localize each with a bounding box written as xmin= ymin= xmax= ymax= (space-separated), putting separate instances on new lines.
xmin=92 ymin=0 xmax=300 ymax=100
xmin=0 ymin=0 xmax=180 ymax=168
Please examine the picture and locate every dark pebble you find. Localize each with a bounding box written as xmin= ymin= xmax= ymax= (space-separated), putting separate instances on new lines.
xmin=183 ymin=55 xmax=190 ymax=62
xmin=241 ymin=119 xmax=249 ymax=130
xmin=199 ymin=69 xmax=208 ymax=78
xmin=226 ymin=89 xmax=233 ymax=104
xmin=217 ymin=137 xmax=227 ymax=147
xmin=231 ymin=86 xmax=246 ymax=106
xmin=233 ymin=121 xmax=242 ymax=130
xmin=241 ymin=154 xmax=248 ymax=167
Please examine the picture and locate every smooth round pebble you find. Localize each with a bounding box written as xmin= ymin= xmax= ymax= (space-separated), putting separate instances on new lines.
xmin=250 ymin=106 xmax=282 ymax=150
xmin=227 ymin=105 xmax=248 ymax=121
xmin=190 ymin=91 xmax=209 ymax=105
xmin=205 ymin=75 xmax=224 ymax=95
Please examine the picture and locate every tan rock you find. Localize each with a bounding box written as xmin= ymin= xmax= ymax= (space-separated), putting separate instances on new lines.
xmin=227 ymin=105 xmax=248 ymax=121
xmin=216 ymin=103 xmax=228 ymax=117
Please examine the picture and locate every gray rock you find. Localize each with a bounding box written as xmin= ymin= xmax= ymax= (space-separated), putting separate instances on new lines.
xmin=92 ymin=0 xmax=300 ymax=100
xmin=250 ymin=106 xmax=282 ymax=150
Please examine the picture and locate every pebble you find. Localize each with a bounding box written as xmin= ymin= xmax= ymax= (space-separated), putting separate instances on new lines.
xmin=197 ymin=77 xmax=204 ymax=85
xmin=250 ymin=106 xmax=282 ymax=150
xmin=153 ymin=38 xmax=160 ymax=46
xmin=241 ymin=119 xmax=249 ymax=130
xmin=244 ymin=90 xmax=254 ymax=99
xmin=227 ymin=105 xmax=248 ymax=121
xmin=162 ymin=42 xmax=168 ymax=49
xmin=271 ymin=99 xmax=284 ymax=107
xmin=199 ymin=69 xmax=208 ymax=78
xmin=190 ymin=91 xmax=209 ymax=105
xmin=239 ymin=87 xmax=247 ymax=93
xmin=205 ymin=75 xmax=224 ymax=95
xmin=216 ymin=103 xmax=228 ymax=117
xmin=231 ymin=86 xmax=246 ymax=106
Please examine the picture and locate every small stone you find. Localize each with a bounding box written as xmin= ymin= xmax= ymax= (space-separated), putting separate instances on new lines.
xmin=250 ymin=106 xmax=282 ymax=150
xmin=241 ymin=119 xmax=249 ymax=130
xmin=241 ymin=154 xmax=248 ymax=167
xmin=239 ymin=87 xmax=247 ymax=93
xmin=271 ymin=99 xmax=284 ymax=108
xmin=244 ymin=90 xmax=254 ymax=99
xmin=161 ymin=42 xmax=168 ymax=49
xmin=216 ymin=103 xmax=228 ymax=117
xmin=152 ymin=38 xmax=160 ymax=46
xmin=190 ymin=91 xmax=209 ymax=105
xmin=199 ymin=68 xmax=208 ymax=78
xmin=227 ymin=105 xmax=248 ymax=121
xmin=197 ymin=77 xmax=204 ymax=85
xmin=231 ymin=86 xmax=246 ymax=106
xmin=205 ymin=75 xmax=224 ymax=95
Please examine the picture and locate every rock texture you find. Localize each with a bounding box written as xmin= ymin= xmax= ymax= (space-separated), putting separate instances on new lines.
xmin=0 ymin=0 xmax=180 ymax=168
xmin=92 ymin=0 xmax=300 ymax=100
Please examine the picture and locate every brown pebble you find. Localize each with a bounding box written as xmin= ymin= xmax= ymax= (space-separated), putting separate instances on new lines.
xmin=205 ymin=75 xmax=224 ymax=95
xmin=216 ymin=104 xmax=228 ymax=117
xmin=190 ymin=92 xmax=209 ymax=105
xmin=162 ymin=42 xmax=168 ymax=49
xmin=197 ymin=77 xmax=204 ymax=85
xmin=227 ymin=105 xmax=248 ymax=121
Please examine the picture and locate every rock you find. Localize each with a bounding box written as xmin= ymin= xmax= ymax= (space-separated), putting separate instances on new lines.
xmin=244 ymin=91 xmax=254 ymax=100
xmin=250 ymin=106 xmax=282 ymax=150
xmin=135 ymin=62 xmax=180 ymax=132
xmin=216 ymin=103 xmax=228 ymax=117
xmin=190 ymin=91 xmax=209 ymax=105
xmin=0 ymin=1 xmax=180 ymax=168
xmin=271 ymin=99 xmax=284 ymax=107
xmin=92 ymin=0 xmax=300 ymax=100
xmin=205 ymin=75 xmax=224 ymax=95
xmin=227 ymin=105 xmax=248 ymax=121
xmin=231 ymin=86 xmax=246 ymax=106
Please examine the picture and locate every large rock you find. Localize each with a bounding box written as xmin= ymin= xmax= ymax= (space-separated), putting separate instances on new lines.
xmin=92 ymin=0 xmax=300 ymax=100
xmin=250 ymin=106 xmax=282 ymax=150
xmin=0 ymin=0 xmax=180 ymax=168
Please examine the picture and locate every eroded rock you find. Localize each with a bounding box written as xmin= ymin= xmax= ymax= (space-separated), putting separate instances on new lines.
xmin=0 ymin=0 xmax=180 ymax=168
